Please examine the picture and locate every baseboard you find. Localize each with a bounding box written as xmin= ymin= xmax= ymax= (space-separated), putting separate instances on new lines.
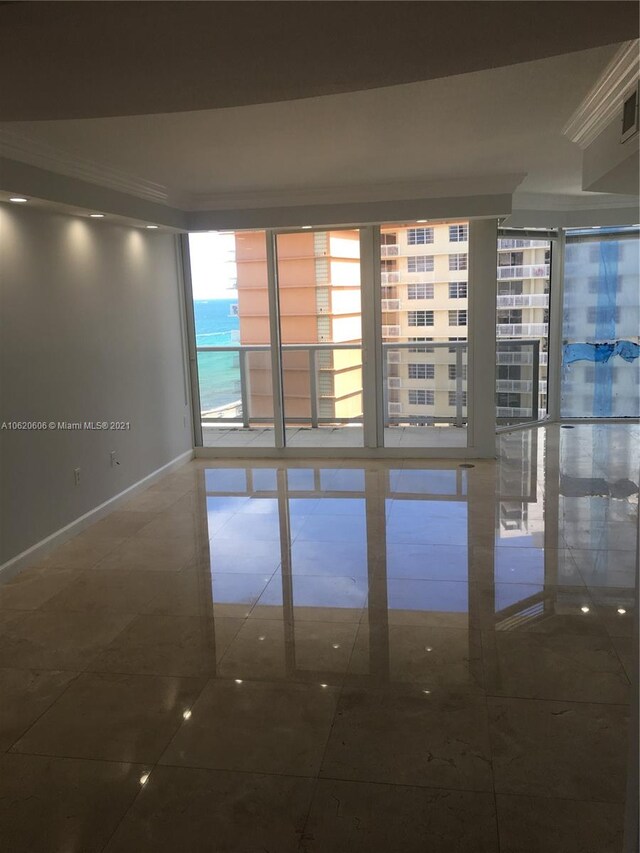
xmin=0 ymin=448 xmax=194 ymax=581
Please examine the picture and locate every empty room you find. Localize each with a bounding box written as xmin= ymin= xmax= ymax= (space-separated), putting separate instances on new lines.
xmin=0 ymin=2 xmax=638 ymax=851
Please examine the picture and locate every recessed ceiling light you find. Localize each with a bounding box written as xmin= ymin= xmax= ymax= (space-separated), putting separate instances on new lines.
xmin=89 ymin=213 xmax=105 ymax=218
xmin=301 ymin=225 xmax=312 ymax=229
xmin=617 ymin=608 xmax=627 ymax=615
xmin=234 ymin=679 xmax=243 ymax=684
xmin=580 ymin=606 xmax=590 ymax=614
xmin=146 ymin=225 xmax=159 ymax=230
xmin=417 ymin=219 xmax=427 ymax=223
xmin=9 ymin=197 xmax=28 ymax=203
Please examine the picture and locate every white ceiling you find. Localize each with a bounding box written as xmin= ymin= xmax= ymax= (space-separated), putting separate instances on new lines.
xmin=1 ymin=43 xmax=638 ymax=228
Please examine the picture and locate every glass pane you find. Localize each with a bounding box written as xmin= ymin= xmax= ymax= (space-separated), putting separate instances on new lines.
xmin=496 ymin=233 xmax=551 ymax=425
xmin=561 ymin=227 xmax=640 ymax=418
xmin=189 ymin=230 xmax=274 ymax=447
xmin=276 ymin=229 xmax=364 ymax=448
xmin=381 ymin=220 xmax=469 ymax=448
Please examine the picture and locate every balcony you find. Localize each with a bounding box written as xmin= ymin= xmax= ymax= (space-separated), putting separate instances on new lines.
xmin=381 ymin=299 xmax=401 ymax=311
xmin=498 ymin=239 xmax=549 ymax=249
xmin=382 ymin=324 xmax=401 ymax=337
xmin=497 ymin=264 xmax=550 ymax=280
xmin=381 ymin=272 xmax=400 ymax=284
xmin=496 ymin=379 xmax=533 ymax=393
xmin=497 ymin=323 xmax=548 ymax=337
xmin=497 ymin=406 xmax=532 ymax=417
xmin=381 ymin=245 xmax=399 ymax=257
xmin=496 ymin=294 xmax=549 ymax=308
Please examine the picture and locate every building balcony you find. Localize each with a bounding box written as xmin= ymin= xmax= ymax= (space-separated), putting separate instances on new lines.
xmin=497 ymin=239 xmax=549 ymax=250
xmin=496 ymin=294 xmax=549 ymax=308
xmin=382 ymin=324 xmax=401 ymax=337
xmin=496 ymin=406 xmax=533 ymax=417
xmin=497 ymin=323 xmax=548 ymax=337
xmin=381 ymin=245 xmax=399 ymax=257
xmin=497 ymin=264 xmax=550 ymax=280
xmin=496 ymin=379 xmax=533 ymax=393
xmin=381 ymin=299 xmax=401 ymax=311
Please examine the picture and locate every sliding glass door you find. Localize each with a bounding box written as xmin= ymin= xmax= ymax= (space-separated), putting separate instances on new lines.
xmin=187 ymin=219 xmax=492 ymax=453
xmin=495 ymin=232 xmax=551 ymax=426
xmin=379 ymin=221 xmax=469 ymax=449
xmin=189 ymin=230 xmax=275 ymax=448
xmin=275 ymin=229 xmax=365 ymax=449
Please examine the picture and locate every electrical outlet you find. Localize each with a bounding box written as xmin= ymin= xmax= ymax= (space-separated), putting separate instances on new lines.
xmin=73 ymin=467 xmax=81 ymax=486
xmin=110 ymin=451 xmax=119 ymax=468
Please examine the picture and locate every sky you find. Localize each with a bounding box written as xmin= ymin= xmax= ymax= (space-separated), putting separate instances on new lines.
xmin=189 ymin=232 xmax=237 ymax=300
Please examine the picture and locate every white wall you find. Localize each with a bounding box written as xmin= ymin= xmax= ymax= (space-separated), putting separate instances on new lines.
xmin=0 ymin=204 xmax=192 ymax=564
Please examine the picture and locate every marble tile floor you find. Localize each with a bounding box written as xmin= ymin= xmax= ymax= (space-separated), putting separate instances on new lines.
xmin=0 ymin=423 xmax=637 ymax=852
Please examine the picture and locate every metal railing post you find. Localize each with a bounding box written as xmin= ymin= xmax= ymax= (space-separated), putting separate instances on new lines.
xmin=531 ymin=339 xmax=540 ymax=422
xmin=382 ymin=346 xmax=389 ymax=428
xmin=308 ymin=348 xmax=318 ymax=429
xmin=456 ymin=344 xmax=464 ymax=427
xmin=238 ymin=348 xmax=250 ymax=429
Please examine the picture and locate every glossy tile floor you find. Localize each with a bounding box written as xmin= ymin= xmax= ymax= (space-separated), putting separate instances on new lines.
xmin=0 ymin=424 xmax=637 ymax=852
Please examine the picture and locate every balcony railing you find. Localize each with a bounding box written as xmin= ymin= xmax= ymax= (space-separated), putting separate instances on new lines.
xmin=381 ymin=245 xmax=399 ymax=257
xmin=382 ymin=325 xmax=401 ymax=337
xmin=196 ymin=339 xmax=541 ymax=431
xmin=498 ymin=239 xmax=549 ymax=249
xmin=497 ymin=406 xmax=533 ymax=417
xmin=496 ymin=294 xmax=549 ymax=308
xmin=496 ymin=379 xmax=533 ymax=393
xmin=197 ymin=343 xmax=363 ymax=429
xmin=381 ymin=299 xmax=401 ymax=311
xmin=497 ymin=264 xmax=550 ymax=280
xmin=497 ymin=323 xmax=548 ymax=337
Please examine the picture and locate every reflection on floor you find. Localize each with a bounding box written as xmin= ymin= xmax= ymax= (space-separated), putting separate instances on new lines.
xmin=202 ymin=424 xmax=468 ymax=448
xmin=0 ymin=424 xmax=637 ymax=852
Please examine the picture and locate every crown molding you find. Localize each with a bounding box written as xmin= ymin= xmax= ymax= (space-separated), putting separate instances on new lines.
xmin=186 ymin=174 xmax=527 ymax=211
xmin=562 ymin=39 xmax=639 ymax=149
xmin=0 ymin=129 xmax=169 ymax=204
xmin=513 ymin=191 xmax=640 ymax=213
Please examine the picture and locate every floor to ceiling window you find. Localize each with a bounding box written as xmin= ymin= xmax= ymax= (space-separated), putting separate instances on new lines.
xmin=561 ymin=226 xmax=640 ymax=418
xmin=275 ymin=229 xmax=364 ymax=449
xmin=186 ymin=218 xmax=499 ymax=455
xmin=190 ymin=230 xmax=275 ymax=448
xmin=495 ymin=232 xmax=552 ymax=426
xmin=380 ymin=220 xmax=469 ymax=449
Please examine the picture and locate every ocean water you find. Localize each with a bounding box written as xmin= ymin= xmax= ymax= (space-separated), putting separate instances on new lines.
xmin=194 ymin=299 xmax=241 ymax=413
